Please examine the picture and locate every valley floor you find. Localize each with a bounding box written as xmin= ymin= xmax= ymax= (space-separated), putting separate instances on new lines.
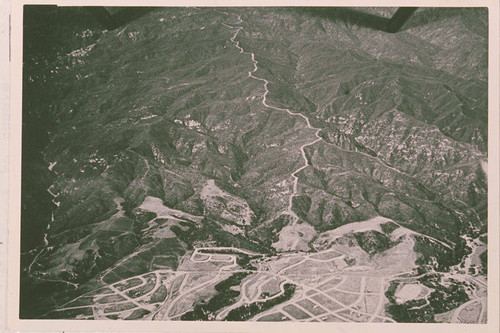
xmin=45 ymin=246 xmax=486 ymax=323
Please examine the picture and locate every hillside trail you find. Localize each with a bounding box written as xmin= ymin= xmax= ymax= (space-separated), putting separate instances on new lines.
xmin=219 ymin=10 xmax=455 ymax=251
xmin=221 ymin=12 xmax=324 ymax=227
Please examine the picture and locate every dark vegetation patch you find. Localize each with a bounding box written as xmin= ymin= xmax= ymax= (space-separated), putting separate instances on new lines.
xmin=170 ymin=218 xmax=270 ymax=254
xmin=124 ymin=308 xmax=151 ymax=320
xmin=479 ymin=250 xmax=487 ymax=274
xmin=385 ymin=274 xmax=470 ymax=322
xmin=104 ymin=302 xmax=136 ymax=313
xmin=224 ymin=283 xmax=296 ymax=321
xmin=413 ymin=236 xmax=471 ymax=271
xmin=353 ymin=230 xmax=396 ymax=256
xmin=150 ymin=284 xmax=168 ymax=303
xmin=380 ymin=221 xmax=399 ymax=234
xmin=181 ymin=272 xmax=251 ymax=320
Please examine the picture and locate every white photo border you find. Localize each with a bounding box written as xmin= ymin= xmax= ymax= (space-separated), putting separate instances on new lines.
xmin=7 ymin=1 xmax=500 ymax=332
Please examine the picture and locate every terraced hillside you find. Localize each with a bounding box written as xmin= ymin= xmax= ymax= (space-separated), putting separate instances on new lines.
xmin=21 ymin=7 xmax=487 ymax=323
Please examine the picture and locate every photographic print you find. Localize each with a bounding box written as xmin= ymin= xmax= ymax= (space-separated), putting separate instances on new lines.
xmin=13 ymin=3 xmax=493 ymax=328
